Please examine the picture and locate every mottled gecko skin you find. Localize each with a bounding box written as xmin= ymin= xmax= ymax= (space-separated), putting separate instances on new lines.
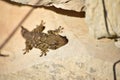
xmin=21 ymin=21 xmax=68 ymax=57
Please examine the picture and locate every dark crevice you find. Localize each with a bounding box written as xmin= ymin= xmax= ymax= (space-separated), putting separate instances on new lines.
xmin=2 ymin=0 xmax=25 ymax=6
xmin=43 ymin=6 xmax=85 ymax=18
xmin=3 ymin=0 xmax=85 ymax=18
xmin=102 ymin=0 xmax=111 ymax=37
xmin=0 ymin=53 xmax=9 ymax=57
xmin=113 ymin=60 xmax=120 ymax=80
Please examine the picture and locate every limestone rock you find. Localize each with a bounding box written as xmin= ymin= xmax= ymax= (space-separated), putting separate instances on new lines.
xmin=85 ymin=0 xmax=120 ymax=39
xmin=10 ymin=0 xmax=86 ymax=12
xmin=0 ymin=1 xmax=120 ymax=80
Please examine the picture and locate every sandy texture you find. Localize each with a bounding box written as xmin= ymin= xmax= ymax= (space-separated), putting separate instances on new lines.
xmin=0 ymin=1 xmax=120 ymax=80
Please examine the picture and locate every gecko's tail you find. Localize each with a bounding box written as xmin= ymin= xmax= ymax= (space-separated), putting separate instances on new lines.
xmin=21 ymin=26 xmax=30 ymax=39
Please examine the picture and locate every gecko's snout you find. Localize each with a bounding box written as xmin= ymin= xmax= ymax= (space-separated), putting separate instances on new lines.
xmin=62 ymin=36 xmax=68 ymax=44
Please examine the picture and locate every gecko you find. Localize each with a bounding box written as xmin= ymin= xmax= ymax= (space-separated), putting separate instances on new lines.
xmin=21 ymin=20 xmax=68 ymax=57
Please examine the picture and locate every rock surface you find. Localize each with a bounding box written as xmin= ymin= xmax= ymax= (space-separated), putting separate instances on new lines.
xmin=9 ymin=0 xmax=120 ymax=48
xmin=10 ymin=0 xmax=86 ymax=12
xmin=0 ymin=0 xmax=120 ymax=80
xmin=86 ymin=0 xmax=120 ymax=39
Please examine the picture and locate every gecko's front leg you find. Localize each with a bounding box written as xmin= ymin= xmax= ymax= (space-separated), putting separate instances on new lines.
xmin=48 ymin=26 xmax=64 ymax=35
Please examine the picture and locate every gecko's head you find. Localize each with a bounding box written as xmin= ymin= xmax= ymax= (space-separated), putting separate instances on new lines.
xmin=49 ymin=35 xmax=68 ymax=50
xmin=21 ymin=26 xmax=30 ymax=39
